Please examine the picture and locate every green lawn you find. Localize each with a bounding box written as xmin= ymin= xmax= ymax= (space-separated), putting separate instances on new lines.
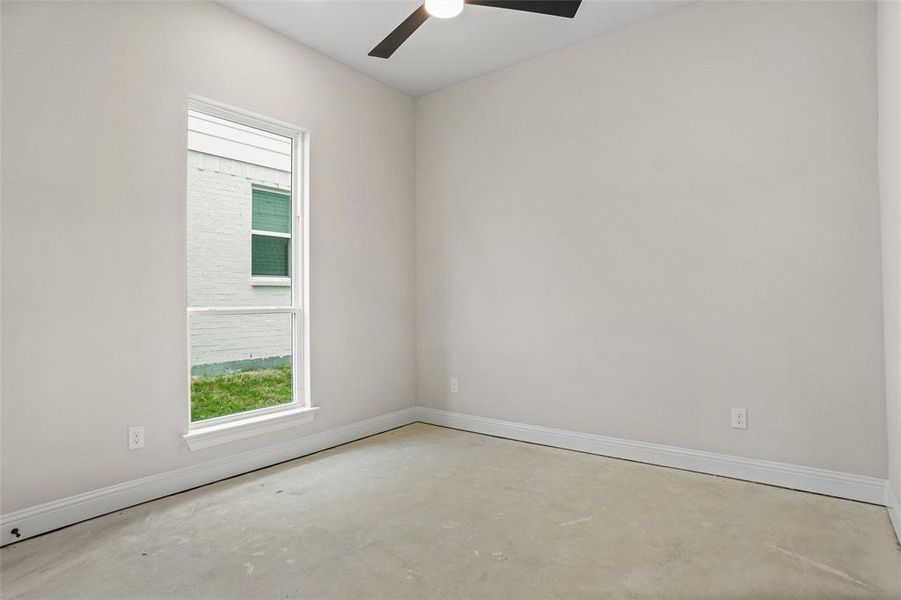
xmin=191 ymin=364 xmax=292 ymax=422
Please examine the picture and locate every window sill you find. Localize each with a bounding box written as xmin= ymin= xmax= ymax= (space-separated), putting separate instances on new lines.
xmin=183 ymin=406 xmax=319 ymax=451
xmin=251 ymin=277 xmax=291 ymax=287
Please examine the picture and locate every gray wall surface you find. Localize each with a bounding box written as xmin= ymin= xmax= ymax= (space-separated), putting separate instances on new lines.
xmin=879 ymin=0 xmax=901 ymax=504
xmin=416 ymin=1 xmax=887 ymax=477
xmin=1 ymin=1 xmax=416 ymax=513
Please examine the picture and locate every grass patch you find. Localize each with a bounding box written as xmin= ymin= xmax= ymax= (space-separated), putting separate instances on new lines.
xmin=191 ymin=364 xmax=292 ymax=422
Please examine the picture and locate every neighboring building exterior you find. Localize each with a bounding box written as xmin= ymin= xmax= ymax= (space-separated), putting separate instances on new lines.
xmin=187 ymin=111 xmax=294 ymax=375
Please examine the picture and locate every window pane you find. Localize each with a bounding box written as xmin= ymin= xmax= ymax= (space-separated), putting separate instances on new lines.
xmin=252 ymin=188 xmax=291 ymax=234
xmin=252 ymin=234 xmax=290 ymax=277
xmin=187 ymin=108 xmax=292 ymax=307
xmin=189 ymin=312 xmax=293 ymax=422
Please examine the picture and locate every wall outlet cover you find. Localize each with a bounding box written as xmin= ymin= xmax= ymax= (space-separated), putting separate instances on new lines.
xmin=128 ymin=426 xmax=145 ymax=450
xmin=731 ymin=408 xmax=748 ymax=430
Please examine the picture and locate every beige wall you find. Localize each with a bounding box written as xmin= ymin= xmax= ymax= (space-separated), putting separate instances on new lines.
xmin=879 ymin=0 xmax=901 ymax=505
xmin=0 ymin=1 xmax=416 ymax=513
xmin=1 ymin=0 xmax=892 ymax=518
xmin=416 ymin=1 xmax=886 ymax=476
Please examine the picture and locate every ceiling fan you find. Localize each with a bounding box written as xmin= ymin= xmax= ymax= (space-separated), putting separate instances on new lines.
xmin=369 ymin=0 xmax=583 ymax=59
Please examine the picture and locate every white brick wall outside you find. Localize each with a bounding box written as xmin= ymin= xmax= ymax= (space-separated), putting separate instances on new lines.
xmin=187 ymin=150 xmax=293 ymax=369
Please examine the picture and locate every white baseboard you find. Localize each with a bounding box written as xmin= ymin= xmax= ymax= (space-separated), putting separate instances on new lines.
xmin=887 ymin=483 xmax=901 ymax=546
xmin=0 ymin=407 xmax=419 ymax=546
xmin=415 ymin=407 xmax=888 ymax=506
xmin=2 ymin=406 xmax=891 ymax=548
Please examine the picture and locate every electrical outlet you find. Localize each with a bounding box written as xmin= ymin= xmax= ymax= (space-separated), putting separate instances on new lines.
xmin=731 ymin=408 xmax=747 ymax=430
xmin=128 ymin=426 xmax=145 ymax=450
xmin=450 ymin=378 xmax=458 ymax=393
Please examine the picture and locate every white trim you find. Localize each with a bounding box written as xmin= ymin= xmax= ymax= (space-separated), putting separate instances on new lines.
xmin=188 ymin=400 xmax=314 ymax=434
xmin=887 ymin=482 xmax=901 ymax=545
xmin=415 ymin=408 xmax=889 ymax=505
xmin=0 ymin=407 xmax=419 ymax=546
xmin=251 ymin=276 xmax=292 ymax=287
xmin=300 ymin=121 xmax=312 ymax=410
xmin=185 ymin=407 xmax=318 ymax=450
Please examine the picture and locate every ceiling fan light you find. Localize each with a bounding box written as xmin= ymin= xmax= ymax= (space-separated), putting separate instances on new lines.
xmin=424 ymin=0 xmax=464 ymax=19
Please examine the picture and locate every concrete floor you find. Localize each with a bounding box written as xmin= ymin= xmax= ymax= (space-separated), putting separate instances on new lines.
xmin=1 ymin=423 xmax=899 ymax=599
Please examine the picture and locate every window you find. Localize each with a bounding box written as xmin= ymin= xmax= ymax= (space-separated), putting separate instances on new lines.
xmin=185 ymin=97 xmax=312 ymax=445
xmin=252 ymin=187 xmax=291 ymax=281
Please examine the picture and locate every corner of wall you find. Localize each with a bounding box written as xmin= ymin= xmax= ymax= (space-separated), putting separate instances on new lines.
xmin=878 ymin=0 xmax=901 ymax=541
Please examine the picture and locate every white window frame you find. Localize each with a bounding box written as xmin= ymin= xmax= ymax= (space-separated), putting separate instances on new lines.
xmin=184 ymin=96 xmax=314 ymax=450
xmin=250 ymin=185 xmax=293 ymax=287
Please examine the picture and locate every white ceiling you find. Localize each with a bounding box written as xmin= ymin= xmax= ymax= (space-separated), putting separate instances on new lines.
xmin=221 ymin=1 xmax=682 ymax=96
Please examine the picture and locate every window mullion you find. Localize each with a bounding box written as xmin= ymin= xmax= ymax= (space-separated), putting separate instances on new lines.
xmin=187 ymin=306 xmax=296 ymax=316
xmin=251 ymin=229 xmax=291 ymax=239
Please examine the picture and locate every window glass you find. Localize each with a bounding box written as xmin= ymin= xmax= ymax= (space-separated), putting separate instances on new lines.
xmin=187 ymin=110 xmax=293 ymax=306
xmin=187 ymin=105 xmax=300 ymax=424
xmin=252 ymin=188 xmax=291 ymax=234
xmin=189 ymin=312 xmax=293 ymax=422
xmin=252 ymin=234 xmax=290 ymax=277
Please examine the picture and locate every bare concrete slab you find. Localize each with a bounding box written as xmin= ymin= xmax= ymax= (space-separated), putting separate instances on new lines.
xmin=2 ymin=423 xmax=899 ymax=599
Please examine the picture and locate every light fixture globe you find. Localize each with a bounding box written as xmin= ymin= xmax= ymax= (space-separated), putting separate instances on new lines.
xmin=425 ymin=0 xmax=464 ymax=19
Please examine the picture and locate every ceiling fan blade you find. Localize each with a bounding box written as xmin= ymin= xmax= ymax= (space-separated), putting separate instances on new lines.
xmin=369 ymin=4 xmax=430 ymax=59
xmin=466 ymin=0 xmax=582 ymax=18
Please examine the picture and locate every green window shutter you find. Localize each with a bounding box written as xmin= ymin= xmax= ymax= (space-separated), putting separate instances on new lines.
xmin=252 ymin=188 xmax=291 ymax=234
xmin=252 ymin=234 xmax=290 ymax=277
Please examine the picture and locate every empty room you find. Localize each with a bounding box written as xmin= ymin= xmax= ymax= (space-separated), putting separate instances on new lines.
xmin=1 ymin=0 xmax=900 ymax=597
